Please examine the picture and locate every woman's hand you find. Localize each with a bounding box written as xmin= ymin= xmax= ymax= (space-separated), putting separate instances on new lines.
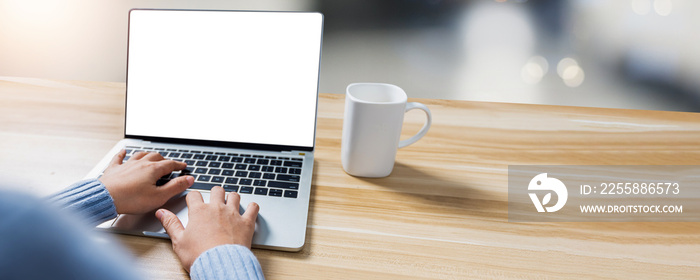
xmin=156 ymin=186 xmax=259 ymax=272
xmin=99 ymin=149 xmax=194 ymax=214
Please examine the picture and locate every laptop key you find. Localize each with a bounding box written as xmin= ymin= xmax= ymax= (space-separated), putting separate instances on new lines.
xmin=239 ymin=179 xmax=253 ymax=185
xmin=270 ymin=160 xmax=283 ymax=166
xmin=284 ymin=190 xmax=298 ymax=198
xmin=219 ymin=156 xmax=231 ymax=162
xmin=205 ymin=155 xmax=218 ymax=161
xmin=181 ymin=153 xmax=193 ymax=159
xmin=239 ymin=186 xmax=254 ymax=194
xmin=269 ymin=189 xmax=283 ymax=197
xmin=195 ymin=161 xmax=208 ymax=167
xmin=222 ymin=163 xmax=234 ymax=169
xmin=197 ymin=175 xmax=212 ymax=182
xmin=268 ymin=181 xmax=299 ymax=190
xmin=235 ymin=164 xmax=247 ymax=170
xmin=194 ymin=168 xmax=208 ymax=174
xmin=248 ymin=165 xmax=261 ymax=171
xmin=231 ymin=157 xmax=243 ymax=163
xmin=222 ymin=170 xmax=235 ymax=176
xmin=211 ymin=176 xmax=225 ymax=183
xmin=190 ymin=182 xmax=217 ymax=190
xmin=249 ymin=172 xmax=262 ymax=179
xmin=263 ymin=173 xmax=276 ymax=180
xmin=290 ymin=168 xmax=302 ymax=175
xmin=261 ymin=166 xmax=275 ymax=172
xmin=253 ymin=180 xmax=266 ymax=186
xmin=168 ymin=152 xmax=181 ymax=158
xmin=235 ymin=171 xmax=248 ymax=177
xmin=283 ymin=161 xmax=302 ymax=168
xmin=185 ymin=160 xmax=196 ymax=165
xmin=257 ymin=159 xmax=269 ymax=165
xmin=225 ymin=177 xmax=239 ymax=184
xmin=244 ymin=158 xmax=256 ymax=164
xmin=193 ymin=154 xmax=206 ymax=160
xmin=208 ymin=169 xmax=222 ymax=175
xmin=224 ymin=185 xmax=239 ymax=192
xmin=275 ymin=167 xmax=288 ymax=173
xmin=208 ymin=162 xmax=221 ymax=168
xmin=277 ymin=174 xmax=300 ymax=182
xmin=254 ymin=188 xmax=268 ymax=195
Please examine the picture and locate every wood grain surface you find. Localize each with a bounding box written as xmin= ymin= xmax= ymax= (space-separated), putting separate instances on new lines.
xmin=1 ymin=77 xmax=699 ymax=279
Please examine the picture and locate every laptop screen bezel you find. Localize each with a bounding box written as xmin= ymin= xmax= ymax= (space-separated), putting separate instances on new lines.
xmin=123 ymin=9 xmax=323 ymax=152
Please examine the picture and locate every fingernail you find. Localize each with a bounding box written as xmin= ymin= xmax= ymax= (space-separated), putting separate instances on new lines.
xmin=155 ymin=209 xmax=164 ymax=219
xmin=186 ymin=176 xmax=195 ymax=184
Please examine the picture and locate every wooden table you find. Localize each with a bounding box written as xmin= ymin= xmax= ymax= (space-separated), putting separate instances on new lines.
xmin=2 ymin=77 xmax=699 ymax=279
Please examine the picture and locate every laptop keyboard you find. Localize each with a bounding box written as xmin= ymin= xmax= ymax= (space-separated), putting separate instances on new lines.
xmin=120 ymin=146 xmax=302 ymax=199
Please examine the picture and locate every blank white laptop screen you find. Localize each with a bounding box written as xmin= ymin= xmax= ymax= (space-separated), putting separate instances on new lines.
xmin=125 ymin=10 xmax=323 ymax=148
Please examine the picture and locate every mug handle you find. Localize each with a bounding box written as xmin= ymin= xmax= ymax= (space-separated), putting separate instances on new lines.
xmin=398 ymin=102 xmax=432 ymax=148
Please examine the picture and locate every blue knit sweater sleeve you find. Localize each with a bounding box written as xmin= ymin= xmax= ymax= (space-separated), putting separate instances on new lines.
xmin=48 ymin=178 xmax=118 ymax=226
xmin=190 ymin=244 xmax=265 ymax=280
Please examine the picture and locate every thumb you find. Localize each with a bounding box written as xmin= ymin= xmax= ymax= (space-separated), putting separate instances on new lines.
xmin=156 ymin=209 xmax=184 ymax=239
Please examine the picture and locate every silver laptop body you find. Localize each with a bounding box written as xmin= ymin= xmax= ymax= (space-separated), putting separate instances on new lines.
xmin=86 ymin=9 xmax=324 ymax=252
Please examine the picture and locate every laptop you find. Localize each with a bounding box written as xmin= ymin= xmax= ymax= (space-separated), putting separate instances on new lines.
xmin=86 ymin=9 xmax=324 ymax=252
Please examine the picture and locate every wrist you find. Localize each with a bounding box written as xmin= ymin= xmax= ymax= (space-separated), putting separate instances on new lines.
xmin=99 ymin=179 xmax=122 ymax=213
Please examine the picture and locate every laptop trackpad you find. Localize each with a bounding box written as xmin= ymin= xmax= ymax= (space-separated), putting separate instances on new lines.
xmin=112 ymin=191 xmax=195 ymax=236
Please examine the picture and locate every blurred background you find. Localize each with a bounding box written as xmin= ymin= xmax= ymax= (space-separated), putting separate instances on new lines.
xmin=1 ymin=0 xmax=700 ymax=111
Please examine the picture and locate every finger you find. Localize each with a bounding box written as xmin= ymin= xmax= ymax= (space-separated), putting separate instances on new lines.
xmin=109 ymin=149 xmax=127 ymax=167
xmin=159 ymin=176 xmax=194 ymax=197
xmin=130 ymin=151 xmax=149 ymax=161
xmin=186 ymin=190 xmax=204 ymax=207
xmin=156 ymin=209 xmax=185 ymax=240
xmin=226 ymin=191 xmax=241 ymax=208
xmin=241 ymin=202 xmax=260 ymax=221
xmin=154 ymin=160 xmax=187 ymax=175
xmin=210 ymin=186 xmax=226 ymax=204
xmin=143 ymin=152 xmax=165 ymax=161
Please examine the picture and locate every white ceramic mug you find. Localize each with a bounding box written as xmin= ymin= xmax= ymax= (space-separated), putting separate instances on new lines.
xmin=341 ymin=83 xmax=432 ymax=177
